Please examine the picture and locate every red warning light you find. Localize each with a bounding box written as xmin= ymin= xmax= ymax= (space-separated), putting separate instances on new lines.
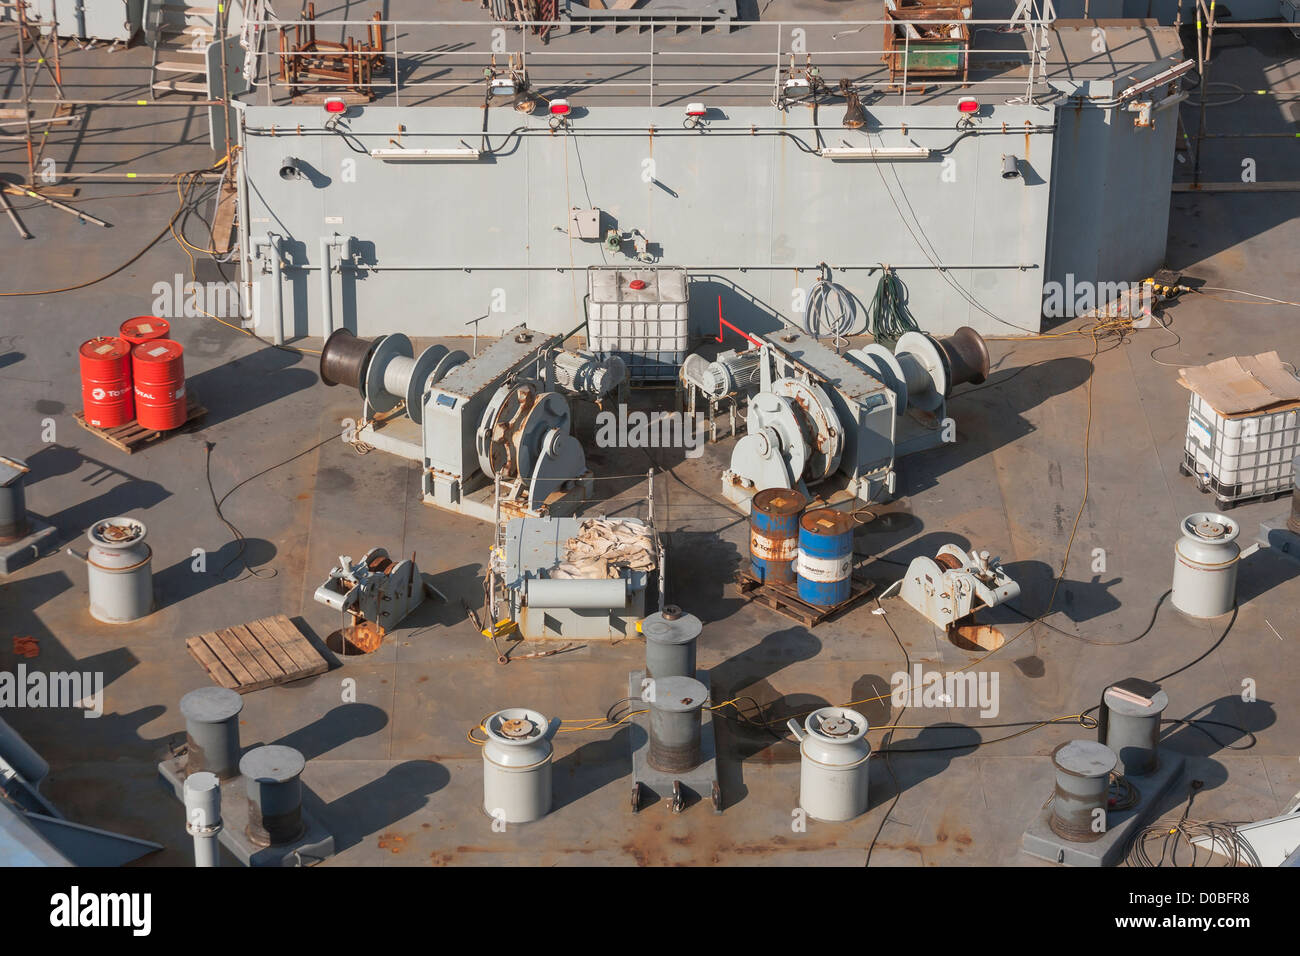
xmin=629 ymin=279 xmax=647 ymax=290
xmin=324 ymin=97 xmax=348 ymax=114
xmin=549 ymin=99 xmax=571 ymax=116
xmin=957 ymin=97 xmax=980 ymax=114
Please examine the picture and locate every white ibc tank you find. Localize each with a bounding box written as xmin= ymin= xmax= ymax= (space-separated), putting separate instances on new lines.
xmin=787 ymin=707 xmax=871 ymax=822
xmin=1171 ymin=512 xmax=1241 ymax=618
xmin=482 ymin=708 xmax=557 ymax=824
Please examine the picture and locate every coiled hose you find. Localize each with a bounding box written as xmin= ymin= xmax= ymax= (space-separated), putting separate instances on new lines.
xmin=868 ymin=267 xmax=921 ymax=344
xmin=803 ymin=263 xmax=860 ymax=348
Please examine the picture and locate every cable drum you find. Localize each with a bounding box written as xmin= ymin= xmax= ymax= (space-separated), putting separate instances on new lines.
xmin=321 ymin=329 xmax=464 ymax=424
xmin=934 ymin=327 xmax=991 ymax=392
xmin=320 ymin=328 xmax=379 ymax=390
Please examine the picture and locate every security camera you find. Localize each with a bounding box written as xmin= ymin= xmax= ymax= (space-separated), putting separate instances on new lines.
xmin=1002 ymin=154 xmax=1021 ymax=180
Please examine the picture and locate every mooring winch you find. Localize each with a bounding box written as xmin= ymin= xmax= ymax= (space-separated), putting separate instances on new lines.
xmin=320 ymin=325 xmax=595 ymax=522
xmin=721 ymin=326 xmax=990 ymax=512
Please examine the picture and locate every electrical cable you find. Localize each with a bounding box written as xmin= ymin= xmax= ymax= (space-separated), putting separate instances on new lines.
xmin=1108 ymin=773 xmax=1141 ymax=812
xmin=1185 ymin=81 xmax=1247 ymax=108
xmin=866 ymin=597 xmax=909 ymax=866
xmin=1127 ymin=782 xmax=1261 ymax=867
xmin=1153 ymin=603 xmax=1238 ymax=684
xmin=1 ymin=161 xmax=224 ymax=296
xmin=864 ymin=132 xmax=1042 ymax=335
xmin=168 ymin=167 xmax=324 ymax=358
xmin=204 ymin=419 xmax=377 ymax=580
xmin=203 ymin=441 xmax=278 ymax=582
xmin=1194 ymin=286 xmax=1300 ymax=308
xmin=1000 ymin=590 xmax=1171 ymax=647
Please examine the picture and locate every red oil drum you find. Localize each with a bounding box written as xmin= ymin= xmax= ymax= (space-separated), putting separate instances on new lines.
xmin=79 ymin=337 xmax=135 ymax=428
xmin=119 ymin=315 xmax=171 ymax=346
xmin=131 ymin=340 xmax=187 ymax=430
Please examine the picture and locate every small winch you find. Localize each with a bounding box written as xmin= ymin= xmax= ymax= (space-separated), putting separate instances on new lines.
xmin=313 ymin=547 xmax=445 ymax=652
xmin=894 ymin=544 xmax=1020 ymax=630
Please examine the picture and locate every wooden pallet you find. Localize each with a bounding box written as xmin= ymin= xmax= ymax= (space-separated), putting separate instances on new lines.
xmin=735 ymin=568 xmax=876 ymax=626
xmin=186 ymin=614 xmax=330 ymax=694
xmin=74 ymin=393 xmax=206 ymax=454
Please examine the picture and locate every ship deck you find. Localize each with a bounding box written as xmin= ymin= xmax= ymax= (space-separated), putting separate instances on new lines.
xmin=1 ymin=3 xmax=1298 ymax=867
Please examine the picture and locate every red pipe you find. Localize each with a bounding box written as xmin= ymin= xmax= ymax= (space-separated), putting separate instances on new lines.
xmin=715 ymin=295 xmax=763 ymax=348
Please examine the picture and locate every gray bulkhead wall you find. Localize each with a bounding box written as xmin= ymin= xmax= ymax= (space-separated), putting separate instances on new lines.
xmin=240 ymin=104 xmax=1055 ymax=342
xmin=1044 ymin=98 xmax=1178 ymax=295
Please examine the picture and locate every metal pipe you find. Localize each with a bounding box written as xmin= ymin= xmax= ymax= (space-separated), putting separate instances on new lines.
xmin=524 ymin=577 xmax=628 ymax=609
xmin=236 ymin=103 xmax=254 ymax=329
xmin=244 ymin=124 xmax=1056 ymax=137
xmin=217 ymin=0 xmax=232 ymax=161
xmin=269 ymin=236 xmax=286 ymax=345
xmin=1192 ymin=0 xmax=1208 ymax=188
xmin=254 ymin=234 xmax=286 ymax=345
xmin=266 ymin=262 xmax=1037 ymax=273
xmin=0 ymin=98 xmax=226 ymax=107
xmin=4 ymin=187 xmax=111 ymax=227
xmin=183 ymin=771 xmax=222 ymax=868
xmin=246 ymin=16 xmax=1056 ymax=26
xmin=318 ymin=236 xmax=335 ymax=337
xmin=13 ymin=1 xmax=36 ymax=183
xmin=1289 ymin=455 xmax=1300 ymax=535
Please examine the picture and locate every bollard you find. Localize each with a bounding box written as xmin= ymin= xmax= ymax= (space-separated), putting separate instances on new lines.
xmin=642 ymin=605 xmax=702 ymax=680
xmin=647 ymin=676 xmax=707 ymax=774
xmin=1102 ymin=685 xmax=1169 ymax=777
xmin=180 ymin=687 xmax=243 ymax=780
xmin=1049 ymin=740 xmax=1117 ymax=843
xmin=240 ymin=745 xmax=306 ymax=847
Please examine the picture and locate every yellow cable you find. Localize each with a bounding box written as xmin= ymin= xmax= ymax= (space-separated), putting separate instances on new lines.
xmin=168 ymin=167 xmax=322 ymax=356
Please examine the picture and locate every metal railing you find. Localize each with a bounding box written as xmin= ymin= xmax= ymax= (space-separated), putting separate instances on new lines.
xmin=248 ymin=13 xmax=1059 ymax=108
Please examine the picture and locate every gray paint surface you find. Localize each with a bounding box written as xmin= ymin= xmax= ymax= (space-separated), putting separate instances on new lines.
xmin=240 ymin=103 xmax=1056 ymax=340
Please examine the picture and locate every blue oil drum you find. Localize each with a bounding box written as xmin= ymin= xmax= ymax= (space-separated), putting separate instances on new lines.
xmin=750 ymin=488 xmax=807 ymax=585
xmin=796 ymin=509 xmax=855 ymax=606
